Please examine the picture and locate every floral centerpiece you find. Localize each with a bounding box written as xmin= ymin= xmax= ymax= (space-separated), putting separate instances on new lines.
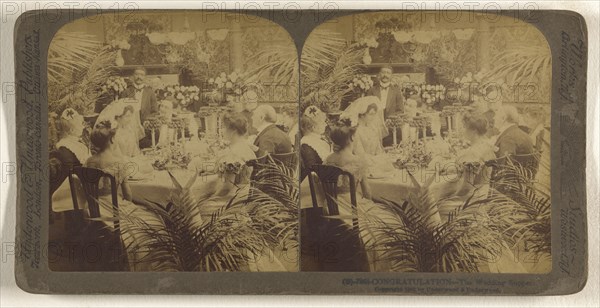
xmin=207 ymin=71 xmax=247 ymax=105
xmin=420 ymin=84 xmax=446 ymax=108
xmin=388 ymin=139 xmax=433 ymax=169
xmin=161 ymin=85 xmax=200 ymax=111
xmin=101 ymin=76 xmax=128 ymax=100
xmin=401 ymin=83 xmax=421 ymax=99
xmin=348 ymin=74 xmax=374 ymax=96
xmin=151 ymin=143 xmax=192 ymax=170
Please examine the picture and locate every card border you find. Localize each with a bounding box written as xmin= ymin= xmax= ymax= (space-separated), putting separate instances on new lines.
xmin=13 ymin=9 xmax=588 ymax=295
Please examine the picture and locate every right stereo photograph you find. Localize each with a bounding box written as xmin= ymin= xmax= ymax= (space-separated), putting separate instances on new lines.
xmin=299 ymin=11 xmax=552 ymax=274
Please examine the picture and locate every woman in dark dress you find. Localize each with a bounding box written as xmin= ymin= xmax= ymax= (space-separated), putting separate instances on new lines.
xmin=299 ymin=106 xmax=331 ymax=182
xmin=49 ymin=108 xmax=91 ymax=233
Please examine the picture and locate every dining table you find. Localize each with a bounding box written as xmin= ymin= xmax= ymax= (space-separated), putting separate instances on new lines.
xmin=299 ymin=151 xmax=530 ymax=273
xmin=51 ymin=155 xmax=296 ymax=272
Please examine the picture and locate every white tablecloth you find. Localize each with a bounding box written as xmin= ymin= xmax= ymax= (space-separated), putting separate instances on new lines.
xmin=51 ymin=168 xmax=294 ymax=272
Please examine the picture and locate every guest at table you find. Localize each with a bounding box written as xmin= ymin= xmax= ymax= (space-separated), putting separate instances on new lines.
xmin=493 ymin=105 xmax=535 ymax=159
xmin=55 ymin=108 xmax=91 ymax=165
xmin=324 ymin=125 xmax=373 ymax=201
xmin=425 ymin=112 xmax=495 ymax=224
xmin=277 ymin=107 xmax=299 ymax=148
xmin=156 ymin=100 xmax=177 ymax=148
xmin=85 ymin=121 xmax=134 ymax=204
xmin=367 ymin=65 xmax=405 ymax=146
xmin=195 ymin=113 xmax=258 ymax=200
xmin=251 ymin=104 xmax=293 ymax=156
xmin=299 ymin=106 xmax=331 ymax=182
xmin=50 ymin=108 xmax=91 ymax=229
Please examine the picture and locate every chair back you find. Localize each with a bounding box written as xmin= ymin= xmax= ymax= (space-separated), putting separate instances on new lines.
xmin=69 ymin=166 xmax=119 ymax=230
xmin=246 ymin=153 xmax=272 ymax=181
xmin=271 ymin=151 xmax=299 ymax=170
xmin=308 ymin=164 xmax=358 ymax=230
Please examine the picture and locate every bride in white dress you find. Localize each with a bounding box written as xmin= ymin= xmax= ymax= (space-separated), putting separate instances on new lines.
xmin=340 ymin=96 xmax=394 ymax=176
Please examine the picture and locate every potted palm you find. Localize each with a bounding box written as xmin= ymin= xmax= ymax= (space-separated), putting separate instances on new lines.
xmin=360 ymin=170 xmax=535 ymax=272
xmin=113 ymin=159 xmax=298 ymax=271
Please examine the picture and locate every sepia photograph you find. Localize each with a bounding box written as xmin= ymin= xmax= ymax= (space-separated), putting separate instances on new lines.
xmin=8 ymin=3 xmax=593 ymax=297
xmin=299 ymin=11 xmax=552 ymax=273
xmin=47 ymin=11 xmax=299 ymax=272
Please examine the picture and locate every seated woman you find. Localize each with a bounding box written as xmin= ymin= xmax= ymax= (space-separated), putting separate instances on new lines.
xmin=299 ymin=105 xmax=331 ymax=182
xmin=156 ymin=100 xmax=177 ymax=148
xmin=84 ymin=121 xmax=134 ymax=206
xmin=341 ymin=96 xmax=385 ymax=157
xmin=426 ymin=112 xmax=497 ymax=220
xmin=324 ymin=125 xmax=373 ymax=201
xmin=320 ymin=125 xmax=393 ymax=271
xmin=50 ymin=108 xmax=92 ymax=228
xmin=193 ymin=112 xmax=257 ymax=201
xmin=55 ymin=108 xmax=91 ymax=164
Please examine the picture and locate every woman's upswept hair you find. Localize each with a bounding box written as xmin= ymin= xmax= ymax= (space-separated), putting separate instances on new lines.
xmin=462 ymin=112 xmax=489 ymax=136
xmin=328 ymin=125 xmax=357 ymax=152
xmin=222 ymin=112 xmax=249 ymax=136
xmin=90 ymin=120 xmax=116 ymax=154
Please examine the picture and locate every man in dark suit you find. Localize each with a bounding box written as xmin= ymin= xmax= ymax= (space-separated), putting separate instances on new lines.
xmin=251 ymin=104 xmax=293 ymax=157
xmin=367 ymin=65 xmax=405 ymax=146
xmin=121 ymin=67 xmax=158 ymax=148
xmin=494 ymin=105 xmax=535 ymax=158
xmin=492 ymin=105 xmax=538 ymax=200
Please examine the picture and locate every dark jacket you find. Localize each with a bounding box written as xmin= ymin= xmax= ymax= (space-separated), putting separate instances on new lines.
xmin=495 ymin=124 xmax=535 ymax=158
xmin=253 ymin=124 xmax=293 ymax=157
xmin=300 ymin=143 xmax=322 ymax=182
xmin=367 ymin=83 xmax=405 ymax=118
xmin=49 ymin=147 xmax=82 ymax=196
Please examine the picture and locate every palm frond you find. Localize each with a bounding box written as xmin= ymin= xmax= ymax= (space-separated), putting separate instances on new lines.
xmin=48 ymin=32 xmax=104 ymax=84
xmin=114 ymin=159 xmax=298 ymax=271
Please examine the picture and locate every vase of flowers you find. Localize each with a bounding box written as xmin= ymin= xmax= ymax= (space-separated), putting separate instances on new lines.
xmin=349 ymin=74 xmax=374 ymax=97
xmin=208 ymin=71 xmax=246 ymax=105
xmin=420 ymin=84 xmax=446 ymax=110
xmin=101 ymin=76 xmax=128 ymax=101
xmin=162 ymin=85 xmax=200 ymax=111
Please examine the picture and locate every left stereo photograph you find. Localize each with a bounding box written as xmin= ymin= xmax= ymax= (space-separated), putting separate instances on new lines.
xmin=45 ymin=11 xmax=300 ymax=273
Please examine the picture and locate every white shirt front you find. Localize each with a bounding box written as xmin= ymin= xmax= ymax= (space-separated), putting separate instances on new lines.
xmin=379 ymin=86 xmax=389 ymax=111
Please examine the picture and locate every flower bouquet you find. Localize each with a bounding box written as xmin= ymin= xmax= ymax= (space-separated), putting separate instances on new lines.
xmin=162 ymin=85 xmax=200 ymax=111
xmin=101 ymin=76 xmax=128 ymax=100
xmin=401 ymin=83 xmax=421 ymax=99
xmin=151 ymin=143 xmax=192 ymax=171
xmin=390 ymin=139 xmax=433 ymax=169
xmin=207 ymin=71 xmax=247 ymax=105
xmin=348 ymin=74 xmax=374 ymax=96
xmin=420 ymin=84 xmax=445 ymax=109
xmin=446 ymin=133 xmax=471 ymax=155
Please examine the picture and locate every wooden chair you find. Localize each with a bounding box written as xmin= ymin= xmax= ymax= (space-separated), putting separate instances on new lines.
xmin=303 ymin=164 xmax=368 ymax=271
xmin=49 ymin=148 xmax=84 ymax=231
xmin=69 ymin=166 xmax=120 ymax=231
xmin=68 ymin=166 xmax=127 ymax=271
xmin=308 ymin=164 xmax=359 ymax=230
